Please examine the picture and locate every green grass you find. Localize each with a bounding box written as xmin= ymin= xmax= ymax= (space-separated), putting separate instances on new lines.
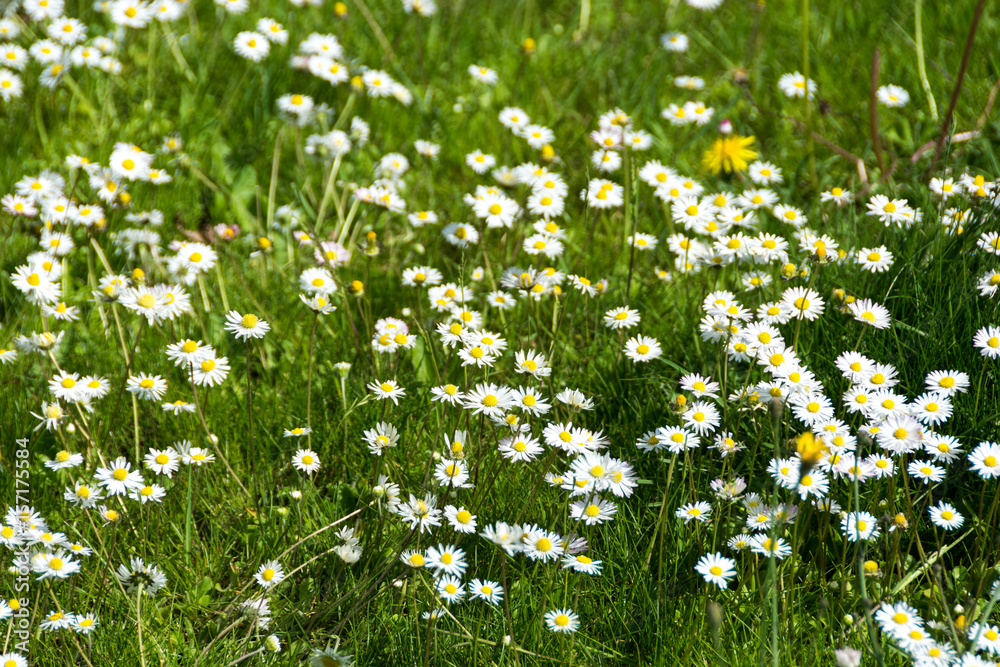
xmin=3 ymin=0 xmax=1000 ymax=665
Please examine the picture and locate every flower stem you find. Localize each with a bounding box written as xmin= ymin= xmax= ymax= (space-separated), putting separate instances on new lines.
xmin=306 ymin=314 xmax=318 ymax=452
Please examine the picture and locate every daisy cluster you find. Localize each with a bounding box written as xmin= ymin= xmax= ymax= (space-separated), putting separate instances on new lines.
xmin=4 ymin=0 xmax=1000 ymax=660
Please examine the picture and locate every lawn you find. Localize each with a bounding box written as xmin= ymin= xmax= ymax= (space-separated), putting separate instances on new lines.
xmin=2 ymin=0 xmax=1000 ymax=665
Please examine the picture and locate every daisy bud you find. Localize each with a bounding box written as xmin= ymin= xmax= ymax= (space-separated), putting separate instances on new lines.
xmin=131 ymin=267 xmax=145 ymax=283
xmin=954 ymin=604 xmax=965 ymax=614
xmin=334 ymin=362 xmax=351 ymax=378
xmin=209 ymin=434 xmax=219 ymax=445
xmin=66 ymin=422 xmax=76 ymax=434
xmin=502 ymin=635 xmax=512 ymax=646
xmin=842 ymin=614 xmax=854 ymax=625
xmin=718 ymin=119 xmax=732 ymax=134
xmin=834 ymin=648 xmax=861 ymax=667
xmin=769 ymin=396 xmax=783 ymax=426
xmin=401 ymin=308 xmax=412 ymax=317
xmin=276 ymin=507 xmax=289 ymax=516
xmin=349 ymin=280 xmax=364 ymax=296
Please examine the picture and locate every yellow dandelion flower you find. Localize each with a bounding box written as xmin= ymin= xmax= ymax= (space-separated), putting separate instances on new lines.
xmin=703 ymin=135 xmax=757 ymax=174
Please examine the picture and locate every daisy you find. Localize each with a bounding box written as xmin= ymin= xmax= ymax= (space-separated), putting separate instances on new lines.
xmin=468 ymin=65 xmax=498 ymax=85
xmin=695 ymin=552 xmax=736 ymax=589
xmin=749 ymin=535 xmax=792 ymax=559
xmin=680 ymin=374 xmax=720 ymax=398
xmin=254 ymin=560 xmax=285 ymax=588
xmin=144 ymin=447 xmax=181 ymax=477
xmin=45 ymin=450 xmax=83 ymax=471
xmin=777 ymin=71 xmax=816 ymax=99
xmin=225 ymin=311 xmax=270 ymax=341
xmin=368 ymin=379 xmax=406 ymax=405
xmin=71 ymin=613 xmax=99 ymax=635
xmin=604 ymin=306 xmax=640 ymax=329
xmin=442 ymin=223 xmax=479 ymax=247
xmin=234 ymin=31 xmax=269 ymax=61
xmin=299 ymin=267 xmax=336 ymax=295
xmin=162 ymin=399 xmax=196 ymax=415
xmin=127 ymin=374 xmax=168 ymax=401
xmin=974 ymin=326 xmax=1000 ymax=359
xmin=130 ymin=484 xmax=166 ymax=504
xmin=522 ymin=528 xmax=565 ymax=561
xmin=682 ymin=401 xmax=721 ymax=435
xmin=908 ymin=460 xmax=945 ymax=484
xmin=877 ymin=84 xmax=910 ymax=107
xmin=978 ymin=270 xmax=1000 ymax=297
xmin=425 ymin=544 xmax=467 ymax=577
xmin=874 ymin=602 xmax=922 ymax=635
xmin=463 ymin=383 xmax=515 ymax=417
xmin=661 ymin=32 xmax=687 ymax=51
xmin=435 ymin=576 xmax=466 ymax=605
xmin=468 ymin=579 xmax=503 ymax=605
xmin=96 ymin=457 xmax=145 ymax=496
xmin=499 ymin=432 xmax=544 ymax=462
xmin=624 ymin=335 xmax=662 ymax=362
xmin=928 ymin=502 xmax=964 ymax=530
xmin=10 ymin=264 xmax=61 ymax=305
xmin=444 ymin=505 xmax=477 ymax=533
xmin=842 ymin=512 xmax=880 ymax=542
xmin=676 ymin=501 xmax=712 ymax=524
xmin=910 ymin=393 xmax=953 ymax=426
xmin=544 ymin=608 xmax=580 ymax=633
xmin=970 ymin=442 xmax=1000 ymax=479
xmin=397 ymin=493 xmax=443 ymax=533
xmin=465 ymin=150 xmax=496 ymax=174
xmin=181 ymin=446 xmax=216 ymax=466
xmin=116 ymin=557 xmax=167 ymax=595
xmin=782 ymin=286 xmax=824 ymax=320
xmin=849 ymin=299 xmax=891 ymax=329
xmin=570 ymin=497 xmax=617 ymax=526
xmin=292 ymin=449 xmax=321 ymax=474
xmin=284 ymin=427 xmax=312 ymax=437
xmin=748 ymin=161 xmax=783 ymax=185
xmin=857 ymin=246 xmax=893 ymax=272
xmin=820 ymin=187 xmax=852 ymax=205
xmin=925 ymin=370 xmax=970 ymax=396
